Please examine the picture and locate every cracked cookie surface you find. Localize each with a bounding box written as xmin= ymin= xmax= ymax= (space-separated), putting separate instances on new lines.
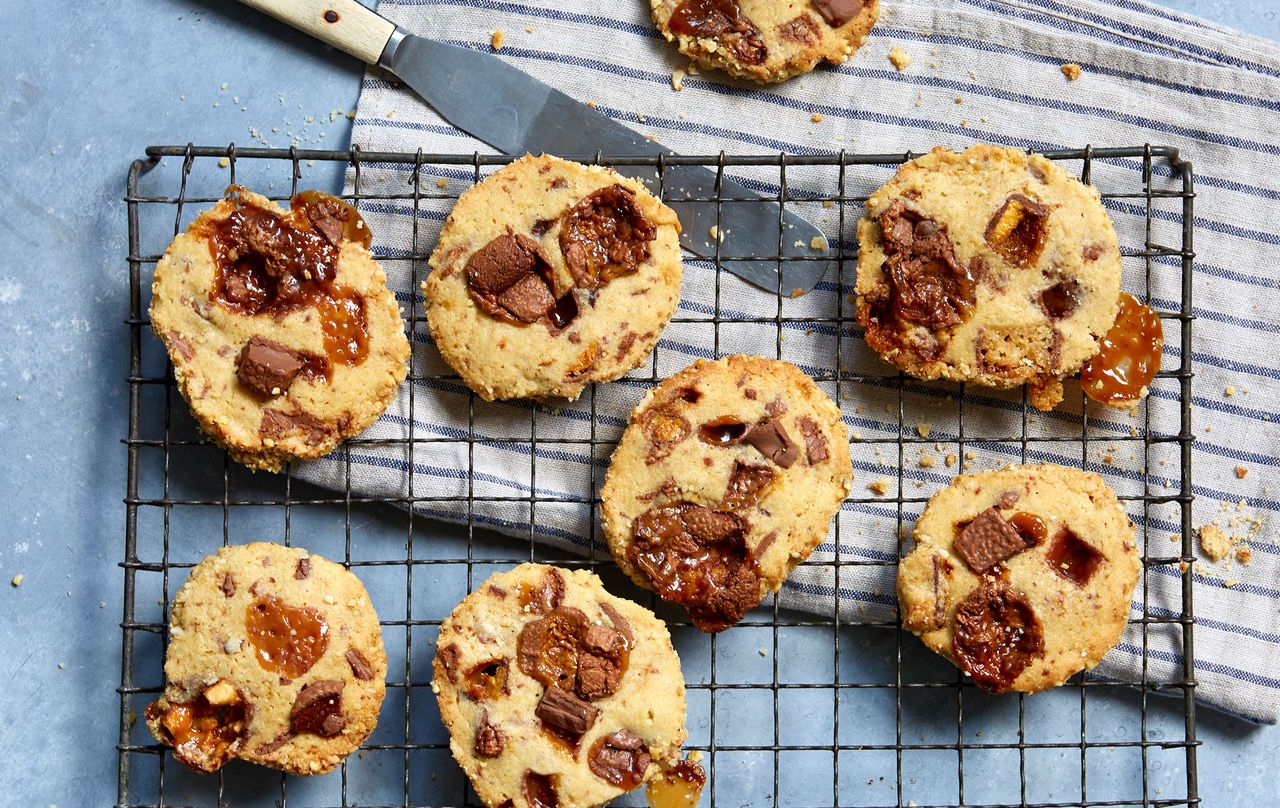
xmin=897 ymin=464 xmax=1139 ymax=693
xmin=433 ymin=564 xmax=687 ymax=808
xmin=601 ymin=355 xmax=852 ymax=632
xmin=855 ymin=145 xmax=1123 ymax=410
xmin=424 ymin=154 xmax=683 ymax=402
xmin=145 ymin=542 xmax=386 ymax=774
xmin=149 ymin=187 xmax=410 ymax=471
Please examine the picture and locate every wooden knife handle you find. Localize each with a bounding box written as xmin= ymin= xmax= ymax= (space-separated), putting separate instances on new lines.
xmin=237 ymin=0 xmax=396 ymax=65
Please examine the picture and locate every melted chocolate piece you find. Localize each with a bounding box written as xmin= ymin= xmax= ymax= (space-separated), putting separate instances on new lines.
xmin=1039 ymin=278 xmax=1081 ymax=320
xmin=244 ymin=595 xmax=329 ymax=679
xmin=588 ymin=729 xmax=652 ymax=788
xmin=953 ymin=508 xmax=1031 ymax=574
xmin=462 ymin=658 xmax=509 ymax=701
xmin=985 ymin=194 xmax=1050 ymax=268
xmin=292 ymin=190 xmax=371 ymax=248
xmin=522 ymin=772 xmax=559 ymax=808
xmin=517 ymin=607 xmax=630 ymax=701
xmin=744 ymin=418 xmax=799 ymax=468
xmin=289 ymin=680 xmax=347 ymax=737
xmin=628 ymin=502 xmax=759 ymax=632
xmin=294 ymin=556 xmax=311 ymax=580
xmin=436 ymin=643 xmax=462 ymax=683
xmin=1008 ymin=512 xmax=1048 ymax=546
xmin=698 ymin=416 xmax=748 ymax=446
xmin=1045 ymin=526 xmax=1105 ymax=586
xmin=145 ymin=681 xmax=249 ymax=773
xmin=536 ymin=686 xmax=599 ymax=739
xmin=777 ymin=13 xmax=820 ymax=44
xmin=220 ymin=572 xmax=236 ymax=598
xmin=517 ymin=567 xmax=566 ymax=614
xmin=668 ymin=0 xmax=767 ymax=65
xmin=721 ymin=461 xmax=777 ymax=511
xmin=206 ymin=189 xmax=369 ymax=369
xmin=559 ymin=185 xmax=657 ymax=288
xmin=865 ymin=200 xmax=976 ymax=350
xmin=810 ymin=0 xmax=864 ymax=27
xmin=953 ymin=580 xmax=1044 ymax=693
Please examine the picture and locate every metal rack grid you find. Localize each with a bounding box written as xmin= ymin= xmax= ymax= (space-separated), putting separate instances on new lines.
xmin=120 ymin=144 xmax=1198 ymax=808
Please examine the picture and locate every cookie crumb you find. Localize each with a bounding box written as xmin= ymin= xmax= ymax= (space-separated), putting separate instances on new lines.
xmin=964 ymin=451 xmax=975 ymax=460
xmin=1222 ymin=579 xmax=1238 ymax=589
xmin=671 ymin=69 xmax=685 ymax=91
xmin=811 ymin=113 xmax=824 ymax=123
xmin=1061 ymin=63 xmax=1083 ymax=81
xmin=491 ymin=30 xmax=504 ymax=50
xmin=918 ymin=456 xmax=935 ymax=469
xmin=709 ymin=225 xmax=721 ymax=241
xmin=945 ymin=453 xmax=957 ymax=468
xmin=810 ymin=236 xmax=827 ymax=251
xmin=1197 ymin=523 xmax=1234 ymax=562
xmin=822 ymin=199 xmax=834 ymax=208
xmin=218 ymin=157 xmax=230 ymax=169
xmin=758 ymin=647 xmax=768 ymax=657
xmin=1235 ymin=466 xmax=1248 ymax=479
xmin=1224 ymin=385 xmax=1236 ymax=397
xmin=888 ymin=46 xmax=911 ymax=70
xmin=916 ymin=422 xmax=932 ymax=439
xmin=224 ymin=637 xmax=243 ymax=654
xmin=436 ymin=178 xmax=448 ymax=189
xmin=1236 ymin=545 xmax=1253 ymax=565
xmin=10 ymin=574 xmax=22 ymax=587
xmin=868 ymin=478 xmax=891 ymax=496
xmin=790 ymin=287 xmax=805 ymax=299
xmin=954 ymin=97 xmax=964 ymax=104
xmin=1170 ymin=533 xmax=1181 ymax=544
xmin=585 ymin=100 xmax=597 ymax=109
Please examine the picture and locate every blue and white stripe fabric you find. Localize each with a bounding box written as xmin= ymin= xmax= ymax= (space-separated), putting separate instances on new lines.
xmin=302 ymin=0 xmax=1280 ymax=722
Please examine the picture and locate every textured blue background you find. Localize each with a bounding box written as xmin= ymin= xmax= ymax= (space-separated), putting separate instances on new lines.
xmin=0 ymin=0 xmax=1275 ymax=805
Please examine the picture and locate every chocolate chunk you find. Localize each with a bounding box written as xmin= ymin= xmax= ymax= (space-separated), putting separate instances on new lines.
xmin=721 ymin=461 xmax=777 ymax=510
xmin=669 ymin=0 xmax=767 ymax=65
xmin=1038 ymin=278 xmax=1081 ymax=320
xmin=755 ymin=529 xmax=779 ymax=557
xmin=576 ymin=652 xmax=624 ymax=701
xmin=289 ymin=680 xmax=346 ymax=737
xmin=436 ymin=642 xmax=462 ymax=683
xmin=302 ymin=197 xmax=348 ymax=246
xmin=985 ymin=194 xmax=1050 ymax=268
xmin=474 ymin=710 xmax=505 ymax=758
xmin=581 ymin=623 xmax=626 ymax=657
xmin=465 ymin=233 xmax=564 ymax=326
xmin=1082 ymin=242 xmax=1104 ymax=261
xmin=536 ymin=686 xmax=600 ymax=738
xmin=797 ymin=416 xmax=829 ymax=464
xmin=997 ymin=490 xmax=1020 ymax=509
xmin=259 ymin=408 xmax=331 ymax=445
xmin=522 ymin=772 xmax=559 ymax=808
xmin=220 ymin=572 xmax=236 ymax=598
xmin=588 ymin=729 xmax=652 ymax=789
xmin=294 ymin=556 xmax=310 ymax=580
xmin=744 ymin=419 xmax=799 ymax=468
xmin=777 ymin=13 xmax=819 ymax=45
xmin=765 ymin=397 xmax=787 ymax=417
xmin=517 ymin=567 xmax=566 ymax=615
xmin=930 ymin=554 xmax=954 ymax=629
xmin=810 ymin=0 xmax=864 ymax=26
xmin=237 ymin=336 xmax=304 ymax=397
xmin=1045 ymin=526 xmax=1105 ymax=586
xmin=644 ymin=406 xmax=692 ymax=463
xmin=869 ymin=201 xmax=976 ymax=339
xmin=346 ymin=648 xmax=375 ymax=681
xmin=953 ymin=579 xmax=1044 ymax=693
xmin=629 ymin=502 xmax=759 ymax=632
xmin=699 ymin=416 xmax=749 ymax=446
xmin=598 ymin=602 xmax=634 ymax=646
xmin=559 ymin=184 xmax=658 ymax=288
xmin=953 ymin=507 xmax=1030 ymax=574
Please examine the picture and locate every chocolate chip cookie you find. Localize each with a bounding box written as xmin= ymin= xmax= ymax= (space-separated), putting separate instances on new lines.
xmin=600 ymin=355 xmax=853 ymax=632
xmin=433 ymin=564 xmax=688 ymax=808
xmin=652 ymin=0 xmax=878 ymax=83
xmin=897 ymin=464 xmax=1139 ymax=693
xmin=145 ymin=542 xmax=387 ymax=774
xmin=150 ymin=187 xmax=411 ymax=471
xmin=854 ymin=145 xmax=1123 ymax=410
xmin=424 ymin=155 xmax=683 ymax=401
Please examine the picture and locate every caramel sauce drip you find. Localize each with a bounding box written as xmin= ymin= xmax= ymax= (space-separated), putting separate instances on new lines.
xmin=203 ymin=188 xmax=371 ymax=375
xmin=646 ymin=759 xmax=707 ymax=808
xmin=1080 ymin=292 xmax=1163 ymax=405
xmin=245 ymin=595 xmax=330 ymax=679
xmin=148 ymin=681 xmax=247 ymax=773
xmin=463 ymin=659 xmax=509 ymax=700
xmin=1008 ymin=512 xmax=1048 ymax=546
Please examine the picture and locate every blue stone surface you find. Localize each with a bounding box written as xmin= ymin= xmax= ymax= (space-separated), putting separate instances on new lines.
xmin=0 ymin=1 xmax=1274 ymax=805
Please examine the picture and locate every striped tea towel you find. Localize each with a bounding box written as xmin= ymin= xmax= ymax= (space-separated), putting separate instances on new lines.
xmin=297 ymin=0 xmax=1280 ymax=722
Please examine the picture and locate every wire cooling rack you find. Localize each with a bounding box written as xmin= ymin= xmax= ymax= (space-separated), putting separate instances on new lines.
xmin=120 ymin=144 xmax=1198 ymax=808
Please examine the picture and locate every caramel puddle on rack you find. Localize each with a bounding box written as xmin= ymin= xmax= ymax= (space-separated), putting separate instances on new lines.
xmin=1080 ymin=292 xmax=1163 ymax=406
xmin=645 ymin=758 xmax=707 ymax=808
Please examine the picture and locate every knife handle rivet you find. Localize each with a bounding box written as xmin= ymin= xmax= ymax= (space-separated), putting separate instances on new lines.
xmin=323 ymin=9 xmax=339 ymax=23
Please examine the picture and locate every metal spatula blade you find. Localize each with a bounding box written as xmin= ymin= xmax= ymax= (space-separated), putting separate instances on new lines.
xmin=236 ymin=0 xmax=831 ymax=294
